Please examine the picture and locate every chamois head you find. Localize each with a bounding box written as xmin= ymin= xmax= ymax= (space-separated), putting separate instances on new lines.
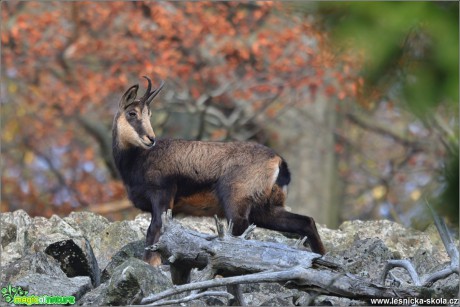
xmin=115 ymin=77 xmax=164 ymax=150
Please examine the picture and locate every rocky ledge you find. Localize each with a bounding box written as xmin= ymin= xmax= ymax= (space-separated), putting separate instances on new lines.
xmin=0 ymin=210 xmax=458 ymax=306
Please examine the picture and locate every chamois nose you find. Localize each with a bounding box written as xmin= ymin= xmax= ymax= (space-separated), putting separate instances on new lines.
xmin=147 ymin=135 xmax=156 ymax=147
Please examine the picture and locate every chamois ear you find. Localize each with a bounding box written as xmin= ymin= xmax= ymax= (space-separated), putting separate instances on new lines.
xmin=119 ymin=84 xmax=139 ymax=110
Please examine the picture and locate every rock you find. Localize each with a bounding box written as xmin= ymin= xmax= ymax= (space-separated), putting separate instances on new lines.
xmin=49 ymin=214 xmax=84 ymax=238
xmin=1 ymin=222 xmax=17 ymax=248
xmin=23 ymin=216 xmax=54 ymax=248
xmin=100 ymin=240 xmax=145 ymax=283
xmin=176 ymin=216 xmax=217 ymax=235
xmin=77 ymin=282 xmax=109 ymax=306
xmin=15 ymin=273 xmax=92 ymax=300
xmin=0 ymin=210 xmax=33 ymax=265
xmin=103 ymin=258 xmax=172 ymax=305
xmin=2 ymin=209 xmax=458 ymax=306
xmin=431 ymin=271 xmax=459 ymax=299
xmin=24 ymin=215 xmax=84 ymax=249
xmin=130 ymin=213 xmax=151 ymax=235
xmin=412 ymin=248 xmax=443 ymax=276
xmin=30 ymin=233 xmax=100 ymax=287
xmin=1 ymin=252 xmax=66 ymax=286
xmin=63 ymin=211 xmax=111 ymax=239
xmin=63 ymin=211 xmax=111 ymax=258
xmin=260 ymin=296 xmax=296 ymax=306
xmin=312 ymin=295 xmax=367 ymax=306
xmin=293 ymin=293 xmax=313 ymax=306
xmin=330 ymin=220 xmax=449 ymax=261
xmin=92 ymin=221 xmax=145 ymax=270
xmin=1 ymin=242 xmax=24 ymax=265
xmin=0 ymin=210 xmax=33 ymax=228
xmin=242 ymin=283 xmax=299 ymax=306
xmin=329 ymin=238 xmax=393 ymax=282
xmin=203 ymin=296 xmax=226 ymax=306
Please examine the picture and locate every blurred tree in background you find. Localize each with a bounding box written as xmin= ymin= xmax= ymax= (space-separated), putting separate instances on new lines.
xmin=295 ymin=2 xmax=458 ymax=227
xmin=1 ymin=2 xmax=457 ymax=228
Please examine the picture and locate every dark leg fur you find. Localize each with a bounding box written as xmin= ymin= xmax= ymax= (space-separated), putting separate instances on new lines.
xmin=221 ymin=198 xmax=251 ymax=236
xmin=249 ymin=205 xmax=326 ymax=255
xmin=216 ymin=182 xmax=252 ymax=237
xmin=170 ymin=264 xmax=192 ymax=285
xmin=144 ymin=190 xmax=173 ymax=266
xmin=231 ymin=218 xmax=250 ymax=237
xmin=144 ymin=211 xmax=162 ymax=265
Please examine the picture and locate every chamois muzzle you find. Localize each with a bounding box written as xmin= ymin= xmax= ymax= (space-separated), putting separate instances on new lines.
xmin=146 ymin=135 xmax=156 ymax=147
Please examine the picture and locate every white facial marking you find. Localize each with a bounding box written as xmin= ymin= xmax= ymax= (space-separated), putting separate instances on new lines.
xmin=117 ymin=106 xmax=155 ymax=150
xmin=117 ymin=114 xmax=139 ymax=149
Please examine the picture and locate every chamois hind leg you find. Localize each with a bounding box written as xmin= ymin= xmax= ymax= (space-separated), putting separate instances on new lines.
xmin=144 ymin=189 xmax=173 ymax=266
xmin=218 ymin=190 xmax=251 ymax=236
xmin=225 ymin=204 xmax=251 ymax=237
xmin=250 ymin=206 xmax=325 ymax=255
xmin=249 ymin=185 xmax=326 ymax=255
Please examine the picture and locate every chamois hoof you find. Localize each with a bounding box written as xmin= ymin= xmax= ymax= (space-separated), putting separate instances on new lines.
xmin=144 ymin=251 xmax=162 ymax=267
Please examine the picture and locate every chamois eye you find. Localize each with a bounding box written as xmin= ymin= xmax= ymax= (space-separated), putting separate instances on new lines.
xmin=128 ymin=111 xmax=137 ymax=118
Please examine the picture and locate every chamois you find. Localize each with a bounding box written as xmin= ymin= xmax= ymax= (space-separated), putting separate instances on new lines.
xmin=112 ymin=77 xmax=326 ymax=266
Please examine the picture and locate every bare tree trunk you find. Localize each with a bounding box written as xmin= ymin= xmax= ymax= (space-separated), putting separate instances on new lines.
xmin=272 ymin=95 xmax=341 ymax=227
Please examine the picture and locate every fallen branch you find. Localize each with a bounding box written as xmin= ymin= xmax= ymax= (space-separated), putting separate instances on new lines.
xmin=142 ymin=267 xmax=305 ymax=305
xmin=148 ymin=290 xmax=233 ymax=306
xmin=141 ymin=211 xmax=431 ymax=305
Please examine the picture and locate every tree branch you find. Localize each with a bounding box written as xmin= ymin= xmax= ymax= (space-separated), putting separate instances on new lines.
xmin=381 ymin=201 xmax=459 ymax=287
xmin=148 ymin=290 xmax=234 ymax=306
xmin=346 ymin=112 xmax=421 ymax=150
xmin=142 ymin=211 xmax=431 ymax=305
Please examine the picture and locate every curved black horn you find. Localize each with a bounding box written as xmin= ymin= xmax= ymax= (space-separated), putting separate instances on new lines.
xmin=140 ymin=76 xmax=152 ymax=102
xmin=145 ymin=80 xmax=165 ymax=106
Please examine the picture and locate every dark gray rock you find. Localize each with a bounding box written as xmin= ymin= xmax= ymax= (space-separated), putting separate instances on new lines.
xmin=327 ymin=237 xmax=393 ymax=282
xmin=43 ymin=236 xmax=100 ymax=287
xmin=204 ymin=296 xmax=226 ymax=306
xmin=103 ymin=257 xmax=173 ymax=305
xmin=15 ymin=273 xmax=92 ymax=300
xmin=431 ymin=272 xmax=459 ymax=299
xmin=77 ymin=282 xmax=109 ymax=306
xmin=412 ymin=248 xmax=443 ymax=276
xmin=28 ymin=233 xmax=100 ymax=287
xmin=242 ymin=283 xmax=299 ymax=306
xmin=100 ymin=240 xmax=145 ymax=283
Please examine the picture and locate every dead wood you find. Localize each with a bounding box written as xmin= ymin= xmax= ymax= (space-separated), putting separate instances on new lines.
xmin=141 ymin=211 xmax=433 ymax=305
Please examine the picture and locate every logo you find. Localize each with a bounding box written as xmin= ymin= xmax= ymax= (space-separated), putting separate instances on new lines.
xmin=1 ymin=284 xmax=75 ymax=306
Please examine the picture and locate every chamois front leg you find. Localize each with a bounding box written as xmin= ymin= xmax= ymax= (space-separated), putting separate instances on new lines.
xmin=144 ymin=189 xmax=173 ymax=266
